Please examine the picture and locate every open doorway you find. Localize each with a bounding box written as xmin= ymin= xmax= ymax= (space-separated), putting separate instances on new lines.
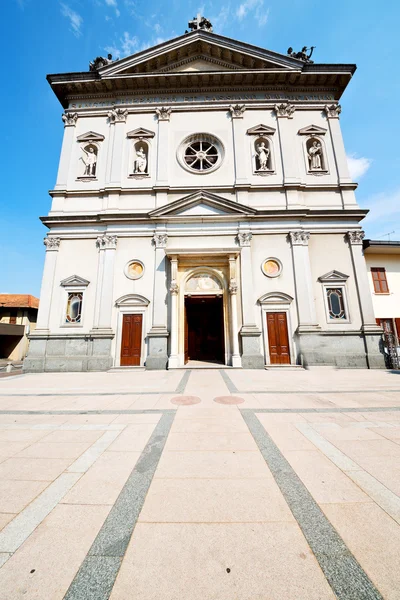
xmin=184 ymin=295 xmax=225 ymax=364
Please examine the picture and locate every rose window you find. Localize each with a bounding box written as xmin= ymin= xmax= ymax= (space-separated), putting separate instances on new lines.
xmin=178 ymin=134 xmax=224 ymax=174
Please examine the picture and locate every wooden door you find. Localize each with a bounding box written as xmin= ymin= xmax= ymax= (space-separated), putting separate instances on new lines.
xmin=184 ymin=305 xmax=189 ymax=364
xmin=120 ymin=314 xmax=142 ymax=366
xmin=267 ymin=312 xmax=290 ymax=364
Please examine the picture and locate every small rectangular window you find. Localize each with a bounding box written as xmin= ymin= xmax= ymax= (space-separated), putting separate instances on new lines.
xmin=326 ymin=288 xmax=346 ymax=320
xmin=9 ymin=310 xmax=17 ymax=325
xmin=66 ymin=292 xmax=83 ymax=324
xmin=371 ymin=267 xmax=389 ymax=293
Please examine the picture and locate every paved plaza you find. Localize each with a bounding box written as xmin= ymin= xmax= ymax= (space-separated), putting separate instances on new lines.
xmin=0 ymin=368 xmax=400 ymax=599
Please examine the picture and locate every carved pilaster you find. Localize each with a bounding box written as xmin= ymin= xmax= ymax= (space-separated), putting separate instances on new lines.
xmin=274 ymin=103 xmax=295 ymax=118
xmin=324 ymin=104 xmax=342 ymax=119
xmin=289 ymin=231 xmax=310 ymax=246
xmin=237 ymin=232 xmax=252 ymax=247
xmin=347 ymin=230 xmax=365 ymax=245
xmin=61 ymin=112 xmax=78 ymax=127
xmin=152 ymin=233 xmax=168 ymax=248
xmin=43 ymin=237 xmax=61 ymax=251
xmin=96 ymin=235 xmax=118 ymax=250
xmin=229 ymin=104 xmax=246 ymax=118
xmin=156 ymin=107 xmax=172 ymax=121
xmin=108 ymin=108 xmax=128 ymax=123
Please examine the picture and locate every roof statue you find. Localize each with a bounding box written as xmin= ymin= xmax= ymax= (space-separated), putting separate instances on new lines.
xmin=186 ymin=13 xmax=213 ymax=33
xmin=89 ymin=53 xmax=114 ymax=71
xmin=287 ymin=46 xmax=315 ymax=63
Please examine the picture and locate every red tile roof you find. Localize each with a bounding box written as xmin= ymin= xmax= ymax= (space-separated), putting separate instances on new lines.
xmin=0 ymin=295 xmax=39 ymax=309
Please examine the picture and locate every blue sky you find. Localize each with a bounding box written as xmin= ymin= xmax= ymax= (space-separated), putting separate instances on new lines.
xmin=2 ymin=0 xmax=399 ymax=296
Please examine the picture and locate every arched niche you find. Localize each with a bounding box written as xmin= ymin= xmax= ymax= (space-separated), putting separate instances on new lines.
xmin=305 ymin=137 xmax=327 ymax=173
xmin=132 ymin=141 xmax=149 ymax=175
xmin=254 ymin=136 xmax=273 ymax=173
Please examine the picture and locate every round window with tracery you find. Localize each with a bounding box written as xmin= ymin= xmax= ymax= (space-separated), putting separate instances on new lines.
xmin=178 ymin=134 xmax=224 ymax=174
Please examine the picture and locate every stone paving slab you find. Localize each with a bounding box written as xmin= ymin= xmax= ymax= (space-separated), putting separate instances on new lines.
xmin=0 ymin=369 xmax=400 ymax=599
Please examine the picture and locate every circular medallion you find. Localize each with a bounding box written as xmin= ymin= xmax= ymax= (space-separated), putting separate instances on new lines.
xmin=214 ymin=396 xmax=245 ymax=405
xmin=261 ymin=258 xmax=282 ymax=278
xmin=170 ymin=396 xmax=202 ymax=406
xmin=125 ymin=260 xmax=145 ymax=280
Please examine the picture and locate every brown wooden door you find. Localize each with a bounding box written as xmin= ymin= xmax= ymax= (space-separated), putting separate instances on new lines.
xmin=267 ymin=312 xmax=290 ymax=364
xmin=120 ymin=314 xmax=142 ymax=366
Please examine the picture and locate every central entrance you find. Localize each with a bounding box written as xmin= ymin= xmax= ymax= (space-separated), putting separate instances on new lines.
xmin=184 ymin=296 xmax=225 ymax=363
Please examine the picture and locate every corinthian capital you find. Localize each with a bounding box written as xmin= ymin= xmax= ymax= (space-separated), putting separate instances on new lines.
xmin=274 ymin=103 xmax=295 ymax=118
xmin=289 ymin=231 xmax=310 ymax=246
xmin=152 ymin=233 xmax=168 ymax=248
xmin=347 ymin=230 xmax=365 ymax=245
xmin=96 ymin=234 xmax=118 ymax=250
xmin=155 ymin=107 xmax=172 ymax=121
xmin=237 ymin=232 xmax=252 ymax=247
xmin=44 ymin=237 xmax=61 ymax=251
xmin=229 ymin=104 xmax=246 ymax=118
xmin=324 ymin=104 xmax=342 ymax=119
xmin=62 ymin=112 xmax=78 ymax=127
xmin=229 ymin=278 xmax=238 ymax=294
xmin=108 ymin=108 xmax=128 ymax=123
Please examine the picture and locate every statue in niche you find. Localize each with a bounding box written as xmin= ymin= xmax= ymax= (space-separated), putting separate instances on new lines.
xmin=307 ymin=139 xmax=323 ymax=170
xmin=80 ymin=145 xmax=97 ymax=176
xmin=255 ymin=140 xmax=270 ymax=171
xmin=133 ymin=144 xmax=148 ymax=174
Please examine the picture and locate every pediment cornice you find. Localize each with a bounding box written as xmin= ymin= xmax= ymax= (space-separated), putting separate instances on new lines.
xmin=148 ymin=190 xmax=257 ymax=218
xmin=60 ymin=275 xmax=90 ymax=287
xmin=318 ymin=270 xmax=349 ymax=283
xmin=76 ymin=131 xmax=105 ymax=142
xmin=298 ymin=124 xmax=327 ymax=136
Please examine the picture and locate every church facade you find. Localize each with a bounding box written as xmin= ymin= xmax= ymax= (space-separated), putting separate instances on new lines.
xmin=24 ymin=19 xmax=385 ymax=372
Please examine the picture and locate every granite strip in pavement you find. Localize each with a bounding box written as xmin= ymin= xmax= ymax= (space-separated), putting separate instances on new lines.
xmin=241 ymin=409 xmax=384 ymax=600
xmin=63 ymin=411 xmax=175 ymax=600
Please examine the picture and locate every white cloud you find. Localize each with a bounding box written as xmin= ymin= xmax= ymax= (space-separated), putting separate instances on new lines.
xmin=360 ymin=187 xmax=400 ymax=240
xmin=105 ymin=31 xmax=138 ymax=58
xmin=210 ymin=6 xmax=230 ymax=33
xmin=105 ymin=0 xmax=117 ymax=5
xmin=60 ymin=3 xmax=83 ymax=37
xmin=346 ymin=153 xmax=372 ymax=180
xmin=154 ymin=23 xmax=161 ymax=34
xmin=236 ymin=0 xmax=269 ymax=25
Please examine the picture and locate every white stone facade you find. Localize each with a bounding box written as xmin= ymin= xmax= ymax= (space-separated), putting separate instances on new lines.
xmin=24 ymin=27 xmax=384 ymax=371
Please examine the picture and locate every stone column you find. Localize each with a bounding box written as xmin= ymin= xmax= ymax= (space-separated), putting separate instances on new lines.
xmin=289 ymin=231 xmax=319 ymax=332
xmin=55 ymin=113 xmax=78 ymax=189
xmin=238 ymin=232 xmax=264 ymax=369
xmin=324 ymin=104 xmax=352 ymax=186
xmin=146 ymin=232 xmax=169 ymax=370
xmin=229 ymin=104 xmax=247 ymax=187
xmin=92 ymin=234 xmax=118 ymax=332
xmin=108 ymin=108 xmax=128 ymax=185
xmin=168 ymin=255 xmax=179 ymax=369
xmin=35 ymin=237 xmax=61 ymax=331
xmin=229 ymin=255 xmax=241 ymax=368
xmin=347 ymin=230 xmax=384 ymax=368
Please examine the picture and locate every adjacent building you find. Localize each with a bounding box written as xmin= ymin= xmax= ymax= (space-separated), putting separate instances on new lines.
xmin=364 ymin=239 xmax=400 ymax=368
xmin=0 ymin=295 xmax=39 ymax=362
xmin=24 ymin=16 xmax=384 ymax=372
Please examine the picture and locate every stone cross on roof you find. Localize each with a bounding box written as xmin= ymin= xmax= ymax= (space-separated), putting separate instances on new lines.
xmin=188 ymin=14 xmax=213 ymax=32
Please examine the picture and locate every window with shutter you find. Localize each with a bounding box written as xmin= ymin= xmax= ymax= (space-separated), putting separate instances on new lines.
xmin=371 ymin=267 xmax=389 ymax=293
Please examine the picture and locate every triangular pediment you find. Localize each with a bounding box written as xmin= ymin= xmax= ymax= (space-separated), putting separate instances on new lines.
xmin=298 ymin=125 xmax=327 ymax=136
xmin=100 ymin=30 xmax=302 ymax=77
xmin=127 ymin=127 xmax=155 ymax=139
xmin=247 ymin=124 xmax=276 ymax=136
xmin=76 ymin=131 xmax=105 ymax=142
xmin=148 ymin=191 xmax=257 ymax=218
xmin=318 ymin=270 xmax=349 ymax=283
xmin=60 ymin=275 xmax=90 ymax=287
